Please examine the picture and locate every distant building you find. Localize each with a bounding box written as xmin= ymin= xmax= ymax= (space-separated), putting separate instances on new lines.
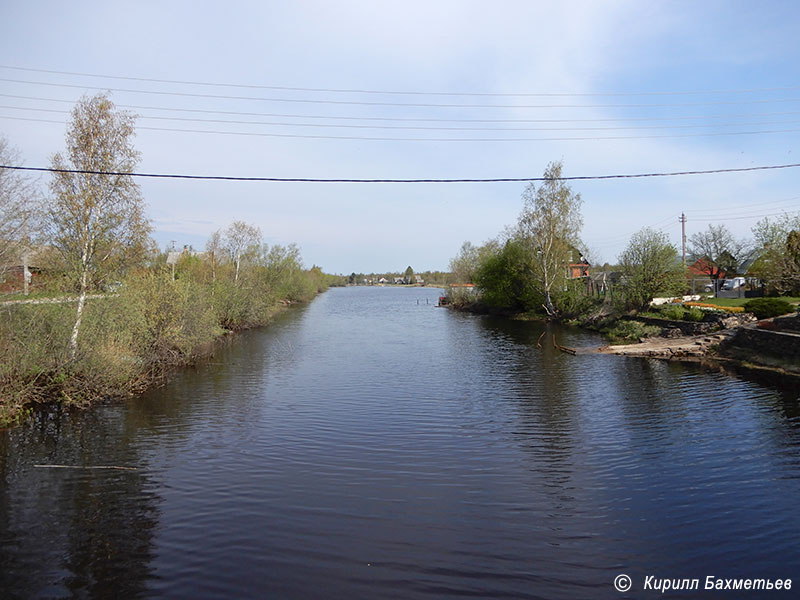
xmin=1 ymin=245 xmax=52 ymax=293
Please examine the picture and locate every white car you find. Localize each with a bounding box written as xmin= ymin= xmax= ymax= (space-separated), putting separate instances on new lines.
xmin=720 ymin=277 xmax=746 ymax=291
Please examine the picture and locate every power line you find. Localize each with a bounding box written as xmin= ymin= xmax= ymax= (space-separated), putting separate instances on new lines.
xmin=5 ymin=77 xmax=800 ymax=109
xmin=3 ymin=64 xmax=799 ymax=98
xmin=3 ymin=162 xmax=800 ymax=184
xmin=7 ymin=104 xmax=800 ymax=132
xmin=692 ymin=209 xmax=799 ymax=222
xmin=5 ymin=114 xmax=800 ymax=141
xmin=7 ymin=92 xmax=800 ymax=125
xmin=688 ymin=196 xmax=800 ymax=215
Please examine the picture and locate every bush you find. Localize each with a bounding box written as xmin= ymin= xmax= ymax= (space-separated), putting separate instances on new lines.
xmin=684 ymin=307 xmax=705 ymax=322
xmin=660 ymin=305 xmax=686 ymax=321
xmin=743 ymin=297 xmax=794 ymax=319
xmin=602 ymin=320 xmax=661 ymax=343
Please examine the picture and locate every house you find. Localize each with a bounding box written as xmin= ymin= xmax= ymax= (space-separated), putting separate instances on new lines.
xmin=568 ymin=248 xmax=590 ymax=279
xmin=0 ymin=245 xmax=51 ymax=293
xmin=688 ymin=258 xmax=725 ymax=279
xmin=568 ymin=260 xmax=590 ymax=279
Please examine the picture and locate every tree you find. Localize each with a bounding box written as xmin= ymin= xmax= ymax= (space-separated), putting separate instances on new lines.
xmin=688 ymin=224 xmax=745 ymax=283
xmin=204 ymin=229 xmax=223 ymax=282
xmin=474 ymin=238 xmax=540 ymax=311
xmin=751 ymin=214 xmax=800 ymax=294
xmin=449 ymin=241 xmax=483 ymax=283
xmin=223 ymin=220 xmax=261 ymax=283
xmin=48 ymin=94 xmax=151 ymax=357
xmin=404 ymin=265 xmax=414 ymax=284
xmin=618 ymin=227 xmax=686 ymax=310
xmin=516 ymin=161 xmax=583 ymax=317
xmin=0 ymin=135 xmax=39 ymax=284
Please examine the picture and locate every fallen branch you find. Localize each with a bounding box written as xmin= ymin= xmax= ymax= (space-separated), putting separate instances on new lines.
xmin=33 ymin=464 xmax=138 ymax=471
xmin=536 ymin=330 xmax=546 ymax=349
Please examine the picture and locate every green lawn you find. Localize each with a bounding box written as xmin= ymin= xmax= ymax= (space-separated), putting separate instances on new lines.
xmin=700 ymin=296 xmax=800 ymax=307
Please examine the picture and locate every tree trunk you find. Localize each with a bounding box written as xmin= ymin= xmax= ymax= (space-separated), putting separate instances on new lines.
xmin=543 ymin=290 xmax=557 ymax=318
xmin=69 ymin=267 xmax=89 ymax=360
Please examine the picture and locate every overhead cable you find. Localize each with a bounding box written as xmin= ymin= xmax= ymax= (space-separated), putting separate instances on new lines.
xmin=3 ymin=162 xmax=800 ymax=184
xmin=7 ymin=92 xmax=800 ymax=124
xmin=2 ymin=64 xmax=799 ymax=97
xmin=6 ymin=104 xmax=800 ymax=132
xmin=4 ymin=78 xmax=800 ymax=109
xmin=4 ymin=114 xmax=800 ymax=141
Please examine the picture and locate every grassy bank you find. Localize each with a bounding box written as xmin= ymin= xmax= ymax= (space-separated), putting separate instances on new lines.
xmin=0 ymin=263 xmax=338 ymax=426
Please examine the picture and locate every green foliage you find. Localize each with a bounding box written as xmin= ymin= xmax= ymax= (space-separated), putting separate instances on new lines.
xmin=0 ymin=241 xmax=334 ymax=424
xmin=517 ymin=161 xmax=583 ymax=316
xmin=684 ymin=307 xmax=705 ymax=322
xmin=474 ymin=239 xmax=541 ymax=312
xmin=743 ymin=297 xmax=794 ymax=319
xmin=660 ymin=304 xmax=686 ymax=320
xmin=602 ymin=320 xmax=661 ymax=343
xmin=552 ymin=280 xmax=600 ymax=319
xmin=618 ymin=227 xmax=686 ymax=311
xmin=750 ymin=215 xmax=800 ymax=295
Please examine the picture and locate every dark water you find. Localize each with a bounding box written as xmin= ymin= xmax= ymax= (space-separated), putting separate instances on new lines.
xmin=2 ymin=286 xmax=800 ymax=599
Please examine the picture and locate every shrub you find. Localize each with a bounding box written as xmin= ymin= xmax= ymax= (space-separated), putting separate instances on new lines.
xmin=684 ymin=307 xmax=705 ymax=322
xmin=743 ymin=297 xmax=794 ymax=319
xmin=602 ymin=320 xmax=661 ymax=343
xmin=660 ymin=305 xmax=686 ymax=321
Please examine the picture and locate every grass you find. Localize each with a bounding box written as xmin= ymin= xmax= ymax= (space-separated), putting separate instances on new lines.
xmin=601 ymin=320 xmax=661 ymax=344
xmin=698 ymin=296 xmax=800 ymax=308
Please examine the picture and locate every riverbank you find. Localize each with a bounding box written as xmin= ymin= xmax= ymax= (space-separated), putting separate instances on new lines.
xmin=0 ymin=267 xmax=333 ymax=427
xmin=447 ymin=300 xmax=800 ymax=387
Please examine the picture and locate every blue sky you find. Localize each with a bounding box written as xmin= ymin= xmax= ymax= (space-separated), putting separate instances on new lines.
xmin=1 ymin=0 xmax=799 ymax=273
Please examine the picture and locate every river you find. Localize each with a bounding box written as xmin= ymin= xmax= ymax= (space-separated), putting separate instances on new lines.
xmin=2 ymin=286 xmax=799 ymax=599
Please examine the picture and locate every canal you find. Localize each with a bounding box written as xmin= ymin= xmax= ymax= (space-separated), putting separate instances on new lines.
xmin=2 ymin=286 xmax=799 ymax=598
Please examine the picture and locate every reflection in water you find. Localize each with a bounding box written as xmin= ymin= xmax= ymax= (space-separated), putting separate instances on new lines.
xmin=0 ymin=408 xmax=160 ymax=599
xmin=1 ymin=286 xmax=799 ymax=599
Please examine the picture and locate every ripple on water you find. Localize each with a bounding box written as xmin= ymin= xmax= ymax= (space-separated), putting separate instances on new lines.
xmin=2 ymin=287 xmax=799 ymax=599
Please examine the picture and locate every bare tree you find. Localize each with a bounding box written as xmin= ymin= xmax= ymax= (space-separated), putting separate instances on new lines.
xmin=0 ymin=136 xmax=39 ymax=283
xmin=517 ymin=161 xmax=583 ymax=317
xmin=48 ymin=94 xmax=151 ymax=358
xmin=688 ymin=224 xmax=745 ymax=282
xmin=205 ymin=229 xmax=223 ymax=282
xmin=223 ymin=220 xmax=261 ymax=283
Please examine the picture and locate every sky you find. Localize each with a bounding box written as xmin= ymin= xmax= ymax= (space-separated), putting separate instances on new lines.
xmin=1 ymin=0 xmax=799 ymax=274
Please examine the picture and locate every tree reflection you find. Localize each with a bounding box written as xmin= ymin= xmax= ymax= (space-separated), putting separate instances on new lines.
xmin=0 ymin=407 xmax=160 ymax=599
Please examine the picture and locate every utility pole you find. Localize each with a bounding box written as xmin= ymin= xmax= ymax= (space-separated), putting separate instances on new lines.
xmin=679 ymin=212 xmax=687 ymax=267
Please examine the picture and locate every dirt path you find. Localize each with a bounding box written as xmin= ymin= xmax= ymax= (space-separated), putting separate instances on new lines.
xmin=0 ymin=294 xmax=116 ymax=306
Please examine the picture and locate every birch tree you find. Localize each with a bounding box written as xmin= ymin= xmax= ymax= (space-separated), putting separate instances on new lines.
xmin=205 ymin=229 xmax=223 ymax=282
xmin=48 ymin=94 xmax=150 ymax=358
xmin=517 ymin=161 xmax=583 ymax=317
xmin=223 ymin=220 xmax=261 ymax=283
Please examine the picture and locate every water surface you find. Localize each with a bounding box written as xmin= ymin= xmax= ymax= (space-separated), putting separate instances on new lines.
xmin=2 ymin=286 xmax=799 ymax=598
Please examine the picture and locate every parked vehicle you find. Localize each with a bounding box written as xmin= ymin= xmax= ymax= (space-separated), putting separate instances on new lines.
xmin=720 ymin=277 xmax=746 ymax=291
